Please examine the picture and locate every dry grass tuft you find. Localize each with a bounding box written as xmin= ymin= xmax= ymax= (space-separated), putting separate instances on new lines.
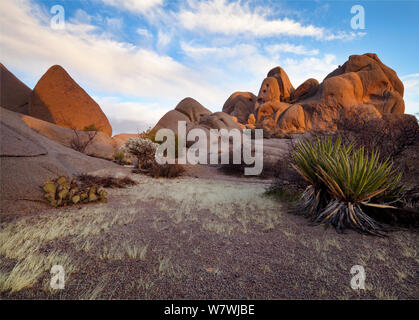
xmin=77 ymin=174 xmax=138 ymax=188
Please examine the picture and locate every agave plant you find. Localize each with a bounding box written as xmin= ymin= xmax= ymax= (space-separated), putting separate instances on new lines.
xmin=292 ymin=136 xmax=403 ymax=235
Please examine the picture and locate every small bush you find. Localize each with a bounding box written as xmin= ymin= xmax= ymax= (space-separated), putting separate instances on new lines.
xmin=125 ymin=135 xmax=184 ymax=178
xmin=148 ymin=163 xmax=185 ymax=178
xmin=83 ymin=124 xmax=99 ymax=132
xmin=337 ymin=113 xmax=419 ymax=159
xmin=292 ymin=136 xmax=403 ymax=235
xmin=140 ymin=128 xmax=183 ymax=158
xmin=71 ymin=123 xmax=99 ymax=153
xmin=112 ymin=151 xmax=132 ymax=165
xmin=124 ymin=137 xmax=159 ymax=169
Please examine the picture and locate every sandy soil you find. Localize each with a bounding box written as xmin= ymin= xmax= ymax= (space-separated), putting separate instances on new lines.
xmin=0 ymin=167 xmax=418 ymax=299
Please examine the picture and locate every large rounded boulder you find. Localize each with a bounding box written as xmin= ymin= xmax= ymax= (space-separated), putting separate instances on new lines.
xmin=28 ymin=65 xmax=112 ymax=136
xmin=256 ymin=77 xmax=281 ymax=109
xmin=222 ymin=91 xmax=257 ymax=124
xmin=267 ymin=66 xmax=295 ymax=102
xmin=322 ymin=53 xmax=405 ymax=114
xmin=174 ymin=97 xmax=212 ymax=122
xmin=291 ymin=78 xmax=319 ymax=102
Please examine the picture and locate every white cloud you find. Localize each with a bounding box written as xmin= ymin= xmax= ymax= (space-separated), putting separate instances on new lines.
xmin=105 ymin=17 xmax=123 ymax=30
xmin=181 ymin=42 xmax=337 ymax=89
xmin=95 ymin=96 xmax=169 ymax=133
xmin=156 ymin=30 xmax=171 ymax=50
xmin=266 ymin=43 xmax=319 ymax=56
xmin=282 ymin=54 xmax=338 ymax=87
xmin=178 ymin=0 xmax=325 ymax=38
xmin=137 ymin=28 xmax=152 ymax=38
xmin=0 ymin=0 xmax=362 ymax=133
xmin=72 ymin=9 xmax=93 ymax=24
xmin=323 ymin=31 xmax=367 ymax=41
xmin=0 ymin=0 xmax=225 ymax=108
xmin=100 ymin=0 xmax=162 ymax=13
xmin=401 ymin=73 xmax=419 ymax=116
xmin=180 ymin=42 xmax=276 ymax=88
xmin=177 ymin=0 xmax=365 ymax=41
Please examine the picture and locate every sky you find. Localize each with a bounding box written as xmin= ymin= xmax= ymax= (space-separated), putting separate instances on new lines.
xmin=1 ymin=0 xmax=418 ymax=134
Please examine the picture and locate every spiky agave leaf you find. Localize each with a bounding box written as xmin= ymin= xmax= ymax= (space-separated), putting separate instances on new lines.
xmin=292 ymin=136 xmax=403 ymax=235
xmin=291 ymin=136 xmax=352 ymax=188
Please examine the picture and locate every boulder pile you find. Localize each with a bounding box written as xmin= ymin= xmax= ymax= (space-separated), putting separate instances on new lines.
xmin=222 ymin=53 xmax=409 ymax=134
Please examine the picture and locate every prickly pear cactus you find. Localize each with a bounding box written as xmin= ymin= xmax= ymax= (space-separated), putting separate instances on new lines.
xmin=41 ymin=176 xmax=108 ymax=207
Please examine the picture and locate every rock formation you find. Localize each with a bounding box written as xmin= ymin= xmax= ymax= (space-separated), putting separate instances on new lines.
xmin=291 ymin=78 xmax=319 ymax=102
xmin=267 ymin=66 xmax=295 ymax=102
xmin=28 ymin=65 xmax=112 ymax=136
xmin=222 ymin=53 xmax=410 ymax=134
xmin=0 ymin=107 xmax=119 ymax=215
xmin=0 ymin=63 xmax=32 ymax=115
xmin=153 ymin=97 xmax=241 ymax=136
xmin=21 ymin=112 xmax=117 ymax=160
xmin=222 ymin=92 xmax=257 ymax=123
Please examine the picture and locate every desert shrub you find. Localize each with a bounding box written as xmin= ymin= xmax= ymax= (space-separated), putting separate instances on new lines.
xmin=83 ymin=124 xmax=99 ymax=132
xmin=70 ymin=123 xmax=99 ymax=153
xmin=337 ymin=113 xmax=419 ymax=159
xmin=112 ymin=150 xmax=132 ymax=165
xmin=124 ymin=137 xmax=159 ymax=169
xmin=148 ymin=163 xmax=185 ymax=178
xmin=113 ymin=151 xmax=125 ymax=163
xmin=292 ymin=136 xmax=403 ymax=235
xmin=254 ymin=122 xmax=294 ymax=139
xmin=139 ymin=127 xmax=183 ymax=158
xmin=125 ymin=136 xmax=184 ymax=178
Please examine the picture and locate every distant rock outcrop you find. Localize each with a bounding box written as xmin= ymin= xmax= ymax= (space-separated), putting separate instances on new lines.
xmin=222 ymin=53 xmax=410 ymax=134
xmin=152 ymin=97 xmax=242 ymax=155
xmin=28 ymin=65 xmax=112 ymax=136
xmin=113 ymin=133 xmax=140 ymax=149
xmin=153 ymin=97 xmax=240 ymax=136
xmin=0 ymin=63 xmax=32 ymax=115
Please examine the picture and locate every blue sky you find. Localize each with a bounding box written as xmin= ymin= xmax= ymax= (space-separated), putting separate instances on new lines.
xmin=1 ymin=0 xmax=418 ymax=134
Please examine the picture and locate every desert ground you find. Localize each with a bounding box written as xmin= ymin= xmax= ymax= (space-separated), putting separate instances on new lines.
xmin=1 ymin=166 xmax=417 ymax=300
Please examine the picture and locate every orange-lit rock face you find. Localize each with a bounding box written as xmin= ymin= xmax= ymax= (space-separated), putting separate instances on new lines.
xmin=276 ymin=104 xmax=306 ymax=133
xmin=322 ymin=53 xmax=405 ymax=114
xmin=199 ymin=112 xmax=242 ymax=131
xmin=256 ymin=101 xmax=290 ymax=123
xmin=28 ymin=65 xmax=112 ymax=136
xmin=291 ymin=78 xmax=319 ymax=102
xmin=267 ymin=66 xmax=295 ymax=102
xmin=153 ymin=53 xmax=408 ymax=136
xmin=256 ymin=77 xmax=281 ymax=109
xmin=248 ymin=113 xmax=256 ymax=125
xmin=222 ymin=91 xmax=257 ymax=124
